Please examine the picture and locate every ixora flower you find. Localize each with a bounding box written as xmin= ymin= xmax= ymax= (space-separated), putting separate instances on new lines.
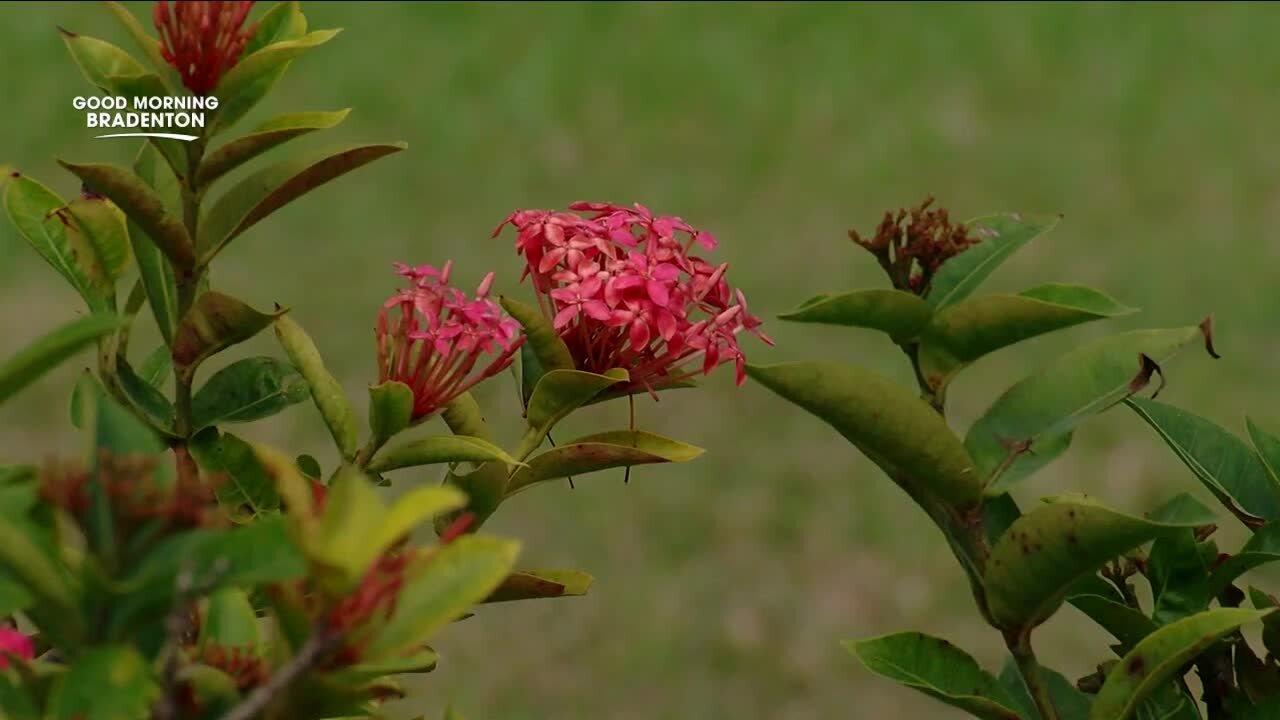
xmin=153 ymin=0 xmax=258 ymax=95
xmin=376 ymin=261 xmax=524 ymax=421
xmin=493 ymin=202 xmax=771 ymax=392
xmin=0 ymin=626 xmax=34 ymax=669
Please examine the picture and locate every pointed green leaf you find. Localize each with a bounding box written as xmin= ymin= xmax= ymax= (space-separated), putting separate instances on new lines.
xmin=997 ymin=658 xmax=1092 ymax=720
xmin=983 ymin=495 xmax=1204 ymax=631
xmin=296 ymin=454 xmax=321 ymax=480
xmin=197 ymin=109 xmax=353 ymax=189
xmin=312 ymin=465 xmax=387 ymax=591
xmin=506 ymin=430 xmax=703 ymax=496
xmin=190 ymin=430 xmax=281 ymax=522
xmin=524 ymin=368 xmax=628 ymax=442
xmin=1127 ymin=398 xmax=1280 ymax=526
xmin=1069 ymin=595 xmax=1158 ymax=655
xmin=57 ymin=160 xmax=194 ymax=270
xmin=173 ymin=292 xmax=278 ymax=380
xmin=484 ymin=569 xmax=593 ymax=603
xmin=1248 ymin=418 xmax=1280 ymax=484
xmin=746 ymin=361 xmax=981 ymax=509
xmin=212 ymin=28 xmax=338 ymax=133
xmin=1090 ymin=608 xmax=1273 ymax=720
xmin=368 ymin=380 xmax=413 ymax=448
xmin=326 ymin=648 xmax=439 ymax=687
xmin=778 ymin=288 xmax=931 ymax=341
xmin=200 ymin=142 xmax=405 ymax=259
xmin=500 ymin=295 xmax=573 ymax=396
xmin=244 ymin=1 xmax=307 ymax=56
xmin=368 ymin=435 xmax=519 ymax=474
xmin=366 ymin=535 xmax=519 ymax=658
xmin=48 ymin=645 xmax=158 ymax=720
xmin=919 ymin=283 xmax=1137 ymax=391
xmin=846 ymin=632 xmax=1022 ymax=720
xmin=129 ymin=144 xmax=180 ymax=345
xmin=1146 ymin=529 xmax=1210 ymax=625
xmin=59 ymin=30 xmax=147 ymax=92
xmin=116 ymin=356 xmax=176 ymax=434
xmin=198 ymin=588 xmax=262 ymax=653
xmin=928 ymin=212 xmax=1062 ymax=310
xmin=967 ymin=324 xmax=1214 ymax=493
xmin=0 ymin=314 xmax=121 ymax=405
xmin=191 ymin=356 xmax=309 ymax=430
xmin=375 ymin=485 xmax=468 ymax=555
xmin=1208 ymin=522 xmax=1280 ymax=599
xmin=3 ymin=173 xmax=110 ymax=311
xmin=274 ymin=313 xmax=359 ymax=460
xmin=65 ymin=195 xmax=131 ymax=283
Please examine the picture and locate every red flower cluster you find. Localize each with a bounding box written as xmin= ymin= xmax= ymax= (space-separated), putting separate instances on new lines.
xmin=376 ymin=261 xmax=524 ymax=421
xmin=154 ymin=1 xmax=257 ymax=95
xmin=493 ymin=202 xmax=771 ymax=391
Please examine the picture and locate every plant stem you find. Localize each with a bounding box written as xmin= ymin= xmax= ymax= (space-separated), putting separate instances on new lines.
xmin=217 ymin=625 xmax=343 ymax=720
xmin=1008 ymin=632 xmax=1060 ymax=720
xmin=172 ymin=140 xmax=206 ymax=501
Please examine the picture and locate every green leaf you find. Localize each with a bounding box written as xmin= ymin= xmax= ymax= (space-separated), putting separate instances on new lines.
xmin=846 ymin=632 xmax=1022 ymax=720
xmin=64 ymin=195 xmax=131 ymax=284
xmin=997 ymin=658 xmax=1092 ymax=720
xmin=1248 ymin=418 xmax=1280 ymax=484
xmin=368 ymin=434 xmax=519 ymax=474
xmin=506 ymin=430 xmax=704 ymax=496
xmin=274 ymin=313 xmax=359 ymax=460
xmin=191 ymin=356 xmax=310 ymax=430
xmin=1069 ymin=595 xmax=1158 ymax=655
xmin=928 ymin=212 xmax=1063 ymax=310
xmin=3 ymin=173 xmax=110 ymax=311
xmin=212 ymin=28 xmax=338 ymax=133
xmin=200 ymin=142 xmax=406 ymax=260
xmin=374 ymin=485 xmax=469 ymax=557
xmin=983 ymin=495 xmax=1204 ymax=631
xmin=104 ymin=2 xmax=180 ymax=88
xmin=1146 ymin=529 xmax=1210 ymax=625
xmin=368 ymin=380 xmax=413 ymax=449
xmin=197 ymin=109 xmax=353 ymax=189
xmin=918 ymin=283 xmax=1136 ymax=392
xmin=0 ymin=673 xmax=38 ymax=720
xmin=139 ymin=345 xmax=171 ymax=387
xmin=173 ymin=291 xmax=278 ymax=380
xmin=484 ymin=569 xmax=593 ymax=603
xmin=60 ymin=30 xmax=147 ymax=92
xmin=115 ymin=356 xmax=177 ymax=434
xmin=0 ymin=313 xmax=120 ymax=405
xmin=129 ymin=144 xmax=180 ymax=345
xmin=198 ymin=587 xmax=262 ymax=653
xmin=745 ymin=361 xmax=981 ymax=509
xmin=366 ymin=535 xmax=519 ymax=658
xmin=967 ymin=324 xmax=1215 ymax=493
xmin=1090 ymin=608 xmax=1273 ymax=720
xmin=1127 ymin=398 xmax=1280 ymax=526
xmin=500 ymin=294 xmax=574 ymax=376
xmin=1208 ymin=522 xmax=1280 ymax=599
xmin=0 ymin=565 xmax=33 ymax=617
xmin=777 ymin=288 xmax=932 ymax=341
xmin=325 ymin=647 xmax=439 ymax=686
xmin=522 ymin=368 xmax=629 ymax=445
xmin=57 ymin=160 xmax=195 ymax=270
xmin=80 ymin=370 xmax=165 ymax=457
xmin=244 ymin=1 xmax=307 ymax=57
xmin=296 ymin=454 xmax=321 ymax=480
xmin=190 ymin=430 xmax=281 ymax=522
xmin=48 ymin=645 xmax=158 ymax=720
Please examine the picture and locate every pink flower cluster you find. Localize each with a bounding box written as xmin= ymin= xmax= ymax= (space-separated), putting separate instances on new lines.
xmin=154 ymin=0 xmax=257 ymax=96
xmin=0 ymin=626 xmax=33 ymax=669
xmin=376 ymin=261 xmax=524 ymax=421
xmin=493 ymin=202 xmax=771 ymax=391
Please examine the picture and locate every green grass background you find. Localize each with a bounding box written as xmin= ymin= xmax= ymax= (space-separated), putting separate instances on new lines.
xmin=3 ymin=2 xmax=1280 ymax=718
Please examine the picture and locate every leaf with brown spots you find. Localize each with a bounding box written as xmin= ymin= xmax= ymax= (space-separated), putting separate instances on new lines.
xmin=483 ymin=569 xmax=593 ymax=603
xmin=173 ymin=292 xmax=280 ymax=382
xmin=1089 ymin=608 xmax=1272 ymax=720
xmin=984 ymin=494 xmax=1206 ymax=632
xmin=505 ymin=430 xmax=703 ymax=497
xmin=967 ymin=324 xmax=1217 ymax=494
xmin=846 ymin=631 xmax=1023 ymax=720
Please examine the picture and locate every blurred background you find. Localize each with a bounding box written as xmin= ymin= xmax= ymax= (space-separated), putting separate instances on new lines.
xmin=3 ymin=2 xmax=1280 ymax=718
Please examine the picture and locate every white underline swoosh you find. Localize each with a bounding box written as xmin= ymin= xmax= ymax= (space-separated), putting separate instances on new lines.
xmin=93 ymin=132 xmax=199 ymax=142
